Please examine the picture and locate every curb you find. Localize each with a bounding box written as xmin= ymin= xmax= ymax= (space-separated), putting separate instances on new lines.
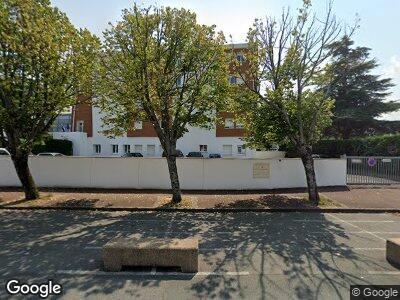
xmin=1 ymin=206 xmax=400 ymax=213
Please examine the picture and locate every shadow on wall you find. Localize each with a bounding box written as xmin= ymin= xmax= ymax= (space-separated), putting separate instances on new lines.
xmin=0 ymin=211 xmax=385 ymax=299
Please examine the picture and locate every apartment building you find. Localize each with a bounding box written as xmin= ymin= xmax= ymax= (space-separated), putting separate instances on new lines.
xmin=53 ymin=43 xmax=256 ymax=158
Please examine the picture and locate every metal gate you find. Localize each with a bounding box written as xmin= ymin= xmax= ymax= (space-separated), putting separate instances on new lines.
xmin=347 ymin=156 xmax=400 ymax=185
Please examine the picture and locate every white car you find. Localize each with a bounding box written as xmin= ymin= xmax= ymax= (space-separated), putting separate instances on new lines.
xmin=0 ymin=148 xmax=11 ymax=156
xmin=37 ymin=152 xmax=65 ymax=156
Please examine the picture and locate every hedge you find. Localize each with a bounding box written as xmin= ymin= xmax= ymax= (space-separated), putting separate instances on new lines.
xmin=32 ymin=138 xmax=73 ymax=156
xmin=312 ymin=134 xmax=400 ymax=157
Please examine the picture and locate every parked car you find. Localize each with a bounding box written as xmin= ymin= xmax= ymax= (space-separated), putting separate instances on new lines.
xmin=209 ymin=153 xmax=221 ymax=158
xmin=37 ymin=152 xmax=65 ymax=156
xmin=187 ymin=151 xmax=203 ymax=158
xmin=162 ymin=149 xmax=184 ymax=157
xmin=312 ymin=154 xmax=330 ymax=159
xmin=122 ymin=152 xmax=143 ymax=157
xmin=0 ymin=148 xmax=10 ymax=156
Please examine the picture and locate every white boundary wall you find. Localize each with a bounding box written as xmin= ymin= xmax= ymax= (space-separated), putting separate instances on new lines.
xmin=0 ymin=157 xmax=346 ymax=189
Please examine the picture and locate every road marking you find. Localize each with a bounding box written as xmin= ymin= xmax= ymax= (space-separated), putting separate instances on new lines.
xmin=326 ymin=213 xmax=386 ymax=242
xmin=99 ymin=230 xmax=234 ymax=234
xmin=341 ymin=247 xmax=385 ymax=251
xmin=0 ymin=228 xmax=235 ymax=234
xmin=84 ymin=246 xmax=241 ymax=251
xmin=305 ymin=231 xmax=400 ymax=234
xmin=58 ymin=269 xmax=400 ymax=277
xmin=367 ymin=271 xmax=400 ymax=275
xmin=293 ymin=220 xmax=396 ymax=223
xmin=56 ymin=270 xmax=250 ymax=276
xmin=345 ymin=231 xmax=400 ymax=234
xmin=84 ymin=246 xmax=386 ymax=253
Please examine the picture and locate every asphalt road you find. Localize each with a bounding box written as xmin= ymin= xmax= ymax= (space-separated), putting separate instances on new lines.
xmin=1 ymin=209 xmax=400 ymax=299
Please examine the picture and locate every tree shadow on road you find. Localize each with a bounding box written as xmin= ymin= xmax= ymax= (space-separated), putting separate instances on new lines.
xmin=0 ymin=210 xmax=392 ymax=299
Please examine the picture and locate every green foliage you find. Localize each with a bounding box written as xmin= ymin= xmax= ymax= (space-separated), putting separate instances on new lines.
xmin=32 ymin=137 xmax=73 ymax=156
xmin=229 ymin=1 xmax=342 ymax=202
xmin=96 ymin=4 xmax=229 ymax=201
xmin=230 ymin=2 xmax=337 ymax=152
xmin=312 ymin=134 xmax=400 ymax=157
xmin=96 ymin=5 xmax=229 ymax=142
xmin=237 ymin=88 xmax=334 ymax=151
xmin=0 ymin=0 xmax=99 ymax=154
xmin=320 ymin=36 xmax=399 ymax=138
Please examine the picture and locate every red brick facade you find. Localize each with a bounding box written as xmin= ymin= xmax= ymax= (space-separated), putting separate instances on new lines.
xmin=215 ymin=45 xmax=250 ymax=138
xmin=216 ymin=112 xmax=245 ymax=137
xmin=127 ymin=121 xmax=158 ymax=137
xmin=72 ymin=44 xmax=251 ymax=138
xmin=72 ymin=96 xmax=93 ymax=137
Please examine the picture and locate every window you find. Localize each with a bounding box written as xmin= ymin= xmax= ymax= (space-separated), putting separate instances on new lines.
xmin=76 ymin=120 xmax=84 ymax=132
xmin=229 ymin=76 xmax=237 ymax=85
xmin=112 ymin=144 xmax=119 ymax=154
xmin=134 ymin=145 xmax=142 ymax=153
xmin=199 ymin=145 xmax=208 ymax=152
xmin=224 ymin=118 xmax=234 ymax=129
xmin=270 ymin=144 xmax=280 ymax=151
xmin=134 ymin=121 xmax=143 ymax=130
xmin=147 ymin=145 xmax=156 ymax=156
xmin=50 ymin=114 xmax=72 ymax=132
xmin=176 ymin=76 xmax=184 ymax=87
xmin=123 ymin=144 xmax=130 ymax=154
xmin=236 ymin=121 xmax=244 ymax=129
xmin=236 ymin=53 xmax=245 ymax=62
xmin=93 ymin=144 xmax=101 ymax=154
xmin=223 ymin=145 xmax=233 ymax=156
xmin=237 ymin=145 xmax=246 ymax=155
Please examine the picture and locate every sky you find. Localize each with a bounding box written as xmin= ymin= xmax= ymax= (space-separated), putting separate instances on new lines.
xmin=51 ymin=0 xmax=400 ymax=121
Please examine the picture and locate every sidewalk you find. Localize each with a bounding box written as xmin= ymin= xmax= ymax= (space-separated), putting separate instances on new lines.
xmin=322 ymin=186 xmax=400 ymax=209
xmin=1 ymin=186 xmax=399 ymax=211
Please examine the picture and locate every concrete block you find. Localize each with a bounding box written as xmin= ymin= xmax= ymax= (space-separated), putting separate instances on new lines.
xmin=386 ymin=238 xmax=400 ymax=267
xmin=102 ymin=237 xmax=198 ymax=273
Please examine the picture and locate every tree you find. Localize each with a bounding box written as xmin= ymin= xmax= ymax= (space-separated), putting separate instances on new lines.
xmin=231 ymin=1 xmax=342 ymax=204
xmin=96 ymin=6 xmax=228 ymax=203
xmin=321 ymin=36 xmax=399 ymax=138
xmin=0 ymin=0 xmax=99 ymax=199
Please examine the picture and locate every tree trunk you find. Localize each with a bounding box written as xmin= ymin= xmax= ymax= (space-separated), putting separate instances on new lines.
xmin=11 ymin=153 xmax=39 ymax=200
xmin=166 ymin=155 xmax=182 ymax=203
xmin=299 ymin=145 xmax=319 ymax=205
xmin=341 ymin=120 xmax=352 ymax=139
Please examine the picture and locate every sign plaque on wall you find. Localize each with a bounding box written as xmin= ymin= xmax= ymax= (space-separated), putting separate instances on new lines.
xmin=253 ymin=162 xmax=270 ymax=178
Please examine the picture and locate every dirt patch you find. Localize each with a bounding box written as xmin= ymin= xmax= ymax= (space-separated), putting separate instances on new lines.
xmin=157 ymin=196 xmax=199 ymax=209
xmin=213 ymin=194 xmax=338 ymax=209
xmin=0 ymin=187 xmax=341 ymax=210
xmin=53 ymin=198 xmax=102 ymax=208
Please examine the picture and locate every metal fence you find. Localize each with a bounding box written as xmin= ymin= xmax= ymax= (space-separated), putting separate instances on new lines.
xmin=347 ymin=156 xmax=400 ymax=185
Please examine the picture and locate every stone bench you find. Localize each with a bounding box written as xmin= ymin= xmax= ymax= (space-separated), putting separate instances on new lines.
xmin=102 ymin=237 xmax=198 ymax=273
xmin=387 ymin=238 xmax=400 ymax=267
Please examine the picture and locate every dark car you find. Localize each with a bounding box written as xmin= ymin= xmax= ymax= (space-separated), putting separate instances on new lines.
xmin=209 ymin=153 xmax=221 ymax=158
xmin=312 ymin=154 xmax=330 ymax=159
xmin=37 ymin=152 xmax=65 ymax=156
xmin=187 ymin=151 xmax=203 ymax=158
xmin=162 ymin=149 xmax=184 ymax=157
xmin=122 ymin=152 xmax=143 ymax=157
xmin=0 ymin=148 xmax=11 ymax=156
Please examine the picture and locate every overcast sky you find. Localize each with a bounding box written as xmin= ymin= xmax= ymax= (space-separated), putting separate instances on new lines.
xmin=51 ymin=0 xmax=400 ymax=121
